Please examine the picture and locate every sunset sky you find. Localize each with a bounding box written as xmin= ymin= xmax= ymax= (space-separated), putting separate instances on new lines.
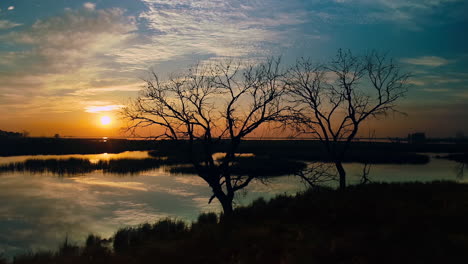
xmin=0 ymin=0 xmax=467 ymax=138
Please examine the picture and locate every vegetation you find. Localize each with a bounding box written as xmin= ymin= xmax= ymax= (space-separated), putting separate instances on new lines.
xmin=0 ymin=130 xmax=27 ymax=138
xmin=6 ymin=182 xmax=468 ymax=264
xmin=122 ymin=58 xmax=289 ymax=215
xmin=150 ymin=140 xmax=432 ymax=165
xmin=0 ymin=158 xmax=166 ymax=175
xmin=438 ymin=153 xmax=468 ymax=164
xmin=1 ymin=137 xmax=466 ymax=157
xmin=0 ymin=138 xmax=159 ymax=156
xmin=169 ymin=155 xmax=308 ymax=177
xmin=286 ymin=50 xmax=410 ymax=189
xmin=0 ymin=155 xmax=307 ymax=177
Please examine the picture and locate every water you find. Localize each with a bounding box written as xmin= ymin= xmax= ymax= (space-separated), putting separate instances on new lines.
xmin=0 ymin=151 xmax=463 ymax=257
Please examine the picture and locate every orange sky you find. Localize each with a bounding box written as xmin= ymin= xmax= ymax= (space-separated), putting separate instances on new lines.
xmin=1 ymin=1 xmax=467 ymax=138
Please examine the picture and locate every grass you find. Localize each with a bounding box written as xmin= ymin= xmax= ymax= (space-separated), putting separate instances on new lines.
xmin=150 ymin=140 xmax=433 ymax=165
xmin=7 ymin=182 xmax=468 ymax=264
xmin=438 ymin=153 xmax=468 ymax=164
xmin=169 ymin=155 xmax=307 ymax=177
xmin=0 ymin=158 xmax=96 ymax=175
xmin=0 ymin=153 xmax=307 ymax=177
xmin=0 ymin=158 xmax=165 ymax=175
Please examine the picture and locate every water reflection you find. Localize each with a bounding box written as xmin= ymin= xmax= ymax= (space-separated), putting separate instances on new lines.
xmin=0 ymin=151 xmax=464 ymax=258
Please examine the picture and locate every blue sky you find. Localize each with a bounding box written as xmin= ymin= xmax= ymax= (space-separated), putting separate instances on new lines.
xmin=0 ymin=0 xmax=467 ymax=137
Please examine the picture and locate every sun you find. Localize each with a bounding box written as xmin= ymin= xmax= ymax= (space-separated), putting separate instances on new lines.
xmin=100 ymin=116 xmax=111 ymax=126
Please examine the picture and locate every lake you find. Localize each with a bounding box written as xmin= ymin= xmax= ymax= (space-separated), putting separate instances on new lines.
xmin=0 ymin=151 xmax=464 ymax=257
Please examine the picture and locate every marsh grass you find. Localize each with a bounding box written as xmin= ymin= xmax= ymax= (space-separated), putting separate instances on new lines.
xmin=0 ymin=158 xmax=166 ymax=175
xmin=150 ymin=141 xmax=432 ymax=165
xmin=169 ymin=155 xmax=307 ymax=177
xmin=8 ymin=182 xmax=468 ymax=264
xmin=0 ymin=158 xmax=95 ymax=175
xmin=438 ymin=153 xmax=468 ymax=164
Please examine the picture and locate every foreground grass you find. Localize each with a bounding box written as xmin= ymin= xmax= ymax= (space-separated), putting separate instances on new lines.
xmin=6 ymin=182 xmax=468 ymax=264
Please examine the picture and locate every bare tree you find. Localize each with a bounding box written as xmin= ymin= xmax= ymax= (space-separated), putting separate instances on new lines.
xmin=122 ymin=58 xmax=287 ymax=215
xmin=296 ymin=162 xmax=337 ymax=189
xmin=286 ymin=49 xmax=410 ymax=190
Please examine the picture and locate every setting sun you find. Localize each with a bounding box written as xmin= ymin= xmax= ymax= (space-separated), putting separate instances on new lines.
xmin=100 ymin=116 xmax=111 ymax=125
xmin=1 ymin=0 xmax=467 ymax=261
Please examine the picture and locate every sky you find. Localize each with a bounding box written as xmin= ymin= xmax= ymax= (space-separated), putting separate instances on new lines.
xmin=0 ymin=0 xmax=467 ymax=138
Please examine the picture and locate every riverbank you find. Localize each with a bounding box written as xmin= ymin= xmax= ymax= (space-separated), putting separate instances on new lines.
xmin=1 ymin=138 xmax=467 ymax=158
xmin=0 ymin=138 xmax=158 ymax=156
xmin=5 ymin=182 xmax=468 ymax=264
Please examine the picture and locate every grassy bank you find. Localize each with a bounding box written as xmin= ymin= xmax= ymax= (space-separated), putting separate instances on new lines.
xmin=6 ymin=182 xmax=468 ymax=264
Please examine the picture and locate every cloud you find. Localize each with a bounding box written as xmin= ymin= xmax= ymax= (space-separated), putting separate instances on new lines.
xmin=3 ymin=8 xmax=137 ymax=73
xmin=326 ymin=0 xmax=467 ymax=30
xmin=0 ymin=20 xmax=21 ymax=29
xmin=112 ymin=0 xmax=311 ymax=69
xmin=406 ymin=80 xmax=425 ymax=86
xmin=72 ymin=83 xmax=143 ymax=96
xmin=422 ymin=88 xmax=451 ymax=92
xmin=0 ymin=8 xmax=138 ymax=116
xmin=85 ymin=104 xmax=125 ymax=113
xmin=401 ymin=56 xmax=451 ymax=67
xmin=83 ymin=2 xmax=96 ymax=10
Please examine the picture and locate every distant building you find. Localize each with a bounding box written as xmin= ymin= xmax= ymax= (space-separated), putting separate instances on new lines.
xmin=408 ymin=132 xmax=426 ymax=144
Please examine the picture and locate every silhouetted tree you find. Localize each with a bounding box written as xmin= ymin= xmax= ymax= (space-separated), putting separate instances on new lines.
xmin=286 ymin=50 xmax=410 ymax=190
xmin=123 ymin=58 xmax=287 ymax=215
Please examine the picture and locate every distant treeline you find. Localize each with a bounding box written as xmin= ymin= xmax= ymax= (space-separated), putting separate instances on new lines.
xmin=150 ymin=140 xmax=466 ymax=165
xmin=0 ymin=130 xmax=26 ymax=138
xmin=2 ymin=138 xmax=466 ymax=164
xmin=0 ymin=138 xmax=158 ymax=156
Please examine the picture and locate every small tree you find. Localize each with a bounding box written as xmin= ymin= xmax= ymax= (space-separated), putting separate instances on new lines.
xmin=286 ymin=50 xmax=410 ymax=190
xmin=123 ymin=58 xmax=287 ymax=215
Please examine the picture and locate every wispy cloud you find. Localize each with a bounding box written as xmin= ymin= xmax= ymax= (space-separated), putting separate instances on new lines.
xmin=401 ymin=56 xmax=452 ymax=67
xmin=406 ymin=80 xmax=425 ymax=86
xmin=2 ymin=8 xmax=137 ymax=74
xmin=113 ymin=0 xmax=311 ymax=69
xmin=83 ymin=2 xmax=96 ymax=11
xmin=422 ymin=88 xmax=451 ymax=92
xmin=331 ymin=0 xmax=467 ymax=30
xmin=85 ymin=104 xmax=124 ymax=113
xmin=0 ymin=20 xmax=21 ymax=29
xmin=0 ymin=8 xmax=138 ymax=117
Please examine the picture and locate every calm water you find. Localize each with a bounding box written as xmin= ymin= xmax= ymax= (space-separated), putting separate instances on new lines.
xmin=0 ymin=151 xmax=463 ymax=257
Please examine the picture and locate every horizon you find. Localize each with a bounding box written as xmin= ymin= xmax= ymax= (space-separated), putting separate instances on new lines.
xmin=0 ymin=0 xmax=467 ymax=137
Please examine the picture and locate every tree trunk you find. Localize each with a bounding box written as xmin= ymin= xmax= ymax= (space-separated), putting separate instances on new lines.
xmin=335 ymin=161 xmax=346 ymax=190
xmin=219 ymin=196 xmax=233 ymax=217
xmin=211 ymin=185 xmax=234 ymax=217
